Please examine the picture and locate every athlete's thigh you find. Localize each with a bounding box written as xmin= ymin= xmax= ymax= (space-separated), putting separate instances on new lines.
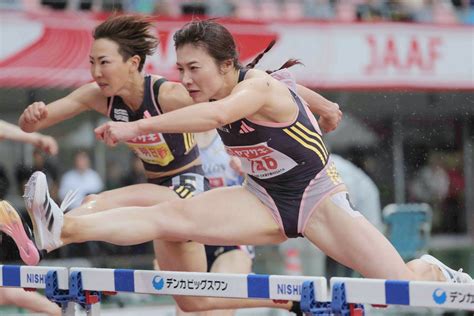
xmin=176 ymin=186 xmax=286 ymax=246
xmin=303 ymin=189 xmax=409 ymax=279
xmin=92 ymin=183 xmax=178 ymax=208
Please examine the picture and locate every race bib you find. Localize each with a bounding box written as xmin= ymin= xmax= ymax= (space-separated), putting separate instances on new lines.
xmin=126 ymin=133 xmax=174 ymax=166
xmin=225 ymin=142 xmax=297 ymax=179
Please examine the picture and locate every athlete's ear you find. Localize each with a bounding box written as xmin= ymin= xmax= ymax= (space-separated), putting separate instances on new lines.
xmin=129 ymin=55 xmax=141 ymax=72
xmin=219 ymin=59 xmax=233 ymax=75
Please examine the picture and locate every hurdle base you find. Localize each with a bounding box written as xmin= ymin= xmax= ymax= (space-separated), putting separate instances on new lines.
xmin=46 ymin=270 xmax=102 ymax=316
xmin=331 ymin=282 xmax=365 ymax=316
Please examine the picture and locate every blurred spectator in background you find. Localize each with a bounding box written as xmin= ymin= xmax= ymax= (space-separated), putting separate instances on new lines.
xmin=442 ymin=151 xmax=466 ymax=233
xmin=4 ymin=0 xmax=473 ymax=25
xmin=152 ymin=0 xmax=180 ymax=16
xmin=104 ymin=159 xmax=124 ymax=190
xmin=59 ymin=149 xmax=103 ymax=208
xmin=120 ymin=155 xmax=147 ymax=187
xmin=456 ymin=0 xmax=474 ymax=24
xmin=409 ymin=151 xmax=449 ymax=232
xmin=14 ymin=148 xmax=60 ymax=200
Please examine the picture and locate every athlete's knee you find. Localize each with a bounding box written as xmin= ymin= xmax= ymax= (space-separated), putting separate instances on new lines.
xmin=81 ymin=194 xmax=99 ymax=205
xmin=0 ymin=289 xmax=7 ymax=304
xmin=0 ymin=288 xmax=18 ymax=304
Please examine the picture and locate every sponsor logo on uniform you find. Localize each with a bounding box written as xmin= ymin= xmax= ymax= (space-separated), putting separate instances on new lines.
xmin=114 ymin=109 xmax=129 ymax=122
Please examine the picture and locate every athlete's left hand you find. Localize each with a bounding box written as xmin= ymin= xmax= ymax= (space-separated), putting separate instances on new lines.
xmin=94 ymin=121 xmax=140 ymax=146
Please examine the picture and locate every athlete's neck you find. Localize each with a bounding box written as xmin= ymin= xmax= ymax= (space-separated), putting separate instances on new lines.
xmin=117 ymin=72 xmax=145 ymax=111
xmin=212 ymin=68 xmax=241 ymax=100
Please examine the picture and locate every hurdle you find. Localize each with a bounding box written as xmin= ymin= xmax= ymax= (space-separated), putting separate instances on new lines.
xmin=1 ymin=265 xmax=473 ymax=315
xmin=330 ymin=277 xmax=474 ymax=311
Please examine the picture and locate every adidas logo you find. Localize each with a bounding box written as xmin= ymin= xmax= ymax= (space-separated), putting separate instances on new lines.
xmin=239 ymin=121 xmax=255 ymax=134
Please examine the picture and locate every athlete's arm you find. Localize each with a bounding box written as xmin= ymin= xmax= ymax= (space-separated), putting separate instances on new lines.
xmin=158 ymin=81 xmax=194 ymax=113
xmin=296 ymin=84 xmax=342 ymax=133
xmin=18 ymin=83 xmax=108 ymax=132
xmin=0 ymin=120 xmax=58 ymax=155
xmin=95 ymin=78 xmax=270 ymax=145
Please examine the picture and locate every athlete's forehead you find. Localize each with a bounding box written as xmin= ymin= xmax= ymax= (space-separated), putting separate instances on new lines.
xmin=90 ymin=38 xmax=121 ymax=59
xmin=176 ymin=43 xmax=214 ymax=66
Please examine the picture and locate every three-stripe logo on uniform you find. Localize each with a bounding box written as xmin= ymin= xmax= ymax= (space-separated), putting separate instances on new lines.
xmin=239 ymin=121 xmax=255 ymax=134
xmin=283 ymin=122 xmax=329 ymax=165
xmin=174 ymin=185 xmax=194 ymax=199
xmin=183 ymin=133 xmax=196 ymax=153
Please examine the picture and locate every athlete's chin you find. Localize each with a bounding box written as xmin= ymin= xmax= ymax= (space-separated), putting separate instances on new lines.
xmin=99 ymin=87 xmax=114 ymax=97
xmin=191 ymin=95 xmax=208 ymax=103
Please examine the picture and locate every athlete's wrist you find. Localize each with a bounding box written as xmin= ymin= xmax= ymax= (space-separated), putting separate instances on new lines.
xmin=136 ymin=119 xmax=148 ymax=135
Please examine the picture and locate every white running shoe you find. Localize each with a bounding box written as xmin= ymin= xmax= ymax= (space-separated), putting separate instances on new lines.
xmin=420 ymin=254 xmax=473 ymax=283
xmin=23 ymin=171 xmax=74 ymax=252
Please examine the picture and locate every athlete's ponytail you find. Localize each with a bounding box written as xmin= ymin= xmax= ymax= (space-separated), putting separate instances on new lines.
xmin=245 ymin=40 xmax=303 ymax=73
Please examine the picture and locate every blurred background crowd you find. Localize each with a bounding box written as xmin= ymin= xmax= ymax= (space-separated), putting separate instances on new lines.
xmin=0 ymin=0 xmax=473 ymax=24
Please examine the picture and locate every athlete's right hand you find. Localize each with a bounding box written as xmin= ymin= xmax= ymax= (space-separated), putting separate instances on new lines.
xmin=20 ymin=102 xmax=48 ymax=126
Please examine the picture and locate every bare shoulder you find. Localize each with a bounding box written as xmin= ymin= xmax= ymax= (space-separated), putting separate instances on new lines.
xmin=155 ymin=80 xmax=193 ymax=112
xmin=243 ymin=68 xmax=268 ymax=79
xmin=233 ymin=70 xmax=277 ymax=94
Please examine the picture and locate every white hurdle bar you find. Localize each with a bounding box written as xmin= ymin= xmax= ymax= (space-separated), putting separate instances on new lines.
xmin=1 ymin=265 xmax=473 ymax=313
xmin=330 ymin=277 xmax=474 ymax=311
xmin=70 ymin=267 xmax=328 ymax=302
xmin=0 ymin=264 xmax=68 ymax=290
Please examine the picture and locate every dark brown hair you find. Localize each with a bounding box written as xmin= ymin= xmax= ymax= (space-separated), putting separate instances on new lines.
xmin=93 ymin=15 xmax=158 ymax=72
xmin=173 ymin=19 xmax=242 ymax=69
xmin=173 ymin=20 xmax=301 ymax=73
xmin=245 ymin=40 xmax=302 ymax=73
